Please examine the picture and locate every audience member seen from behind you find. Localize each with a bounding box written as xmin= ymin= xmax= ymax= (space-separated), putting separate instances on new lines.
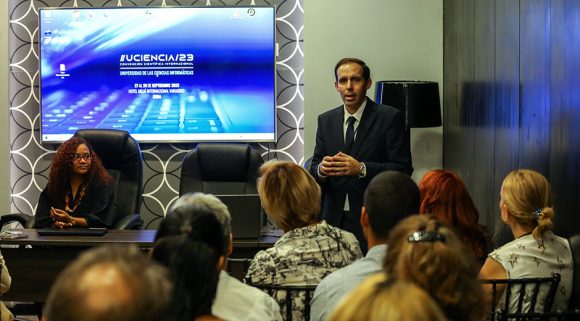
xmin=35 ymin=137 xmax=114 ymax=229
xmin=1 ymin=251 xmax=14 ymax=321
xmin=419 ymin=169 xmax=490 ymax=263
xmin=480 ymin=169 xmax=573 ymax=313
xmin=153 ymin=234 xmax=224 ymax=321
xmin=156 ymin=193 xmax=282 ymax=321
xmin=385 ymin=215 xmax=487 ymax=321
xmin=310 ymin=171 xmax=419 ymax=321
xmin=246 ymin=160 xmax=362 ymax=321
xmin=42 ymin=244 xmax=172 ymax=321
xmin=327 ymin=274 xmax=449 ymax=321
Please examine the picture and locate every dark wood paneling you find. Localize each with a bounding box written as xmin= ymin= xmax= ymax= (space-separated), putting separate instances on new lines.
xmin=472 ymin=0 xmax=496 ymax=233
xmin=455 ymin=0 xmax=475 ymax=189
xmin=549 ymin=0 xmax=580 ymax=236
xmin=492 ymin=0 xmax=521 ymax=244
xmin=519 ymin=0 xmax=551 ymax=174
xmin=444 ymin=0 xmax=580 ymax=245
xmin=493 ymin=0 xmax=520 ymax=186
xmin=443 ymin=0 xmax=462 ymax=172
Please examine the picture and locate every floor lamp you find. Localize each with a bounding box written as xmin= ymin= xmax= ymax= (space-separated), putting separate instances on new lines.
xmin=375 ymin=80 xmax=442 ymax=176
xmin=374 ymin=80 xmax=442 ymax=130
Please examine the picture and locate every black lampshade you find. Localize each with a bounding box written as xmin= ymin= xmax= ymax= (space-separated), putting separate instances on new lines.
xmin=375 ymin=81 xmax=442 ymax=128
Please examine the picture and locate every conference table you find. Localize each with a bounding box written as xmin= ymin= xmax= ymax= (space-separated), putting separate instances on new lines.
xmin=0 ymin=229 xmax=276 ymax=302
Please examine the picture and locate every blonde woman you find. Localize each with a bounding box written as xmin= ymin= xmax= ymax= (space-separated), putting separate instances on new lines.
xmin=246 ymin=161 xmax=362 ymax=321
xmin=328 ymin=274 xmax=448 ymax=321
xmin=385 ymin=215 xmax=486 ymax=321
xmin=480 ymin=169 xmax=573 ymax=313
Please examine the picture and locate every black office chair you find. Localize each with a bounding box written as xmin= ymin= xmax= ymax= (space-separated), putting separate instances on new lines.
xmin=1 ymin=129 xmax=143 ymax=230
xmin=567 ymin=234 xmax=580 ymax=310
xmin=179 ymin=143 xmax=264 ymax=195
xmin=74 ymin=129 xmax=143 ymax=229
xmin=247 ymin=282 xmax=317 ymax=321
xmin=226 ymin=258 xmax=253 ymax=281
xmin=481 ymin=273 xmax=561 ymax=321
xmin=0 ymin=214 xmax=29 ymax=229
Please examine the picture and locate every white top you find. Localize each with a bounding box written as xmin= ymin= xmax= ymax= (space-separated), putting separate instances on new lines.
xmin=212 ymin=271 xmax=282 ymax=321
xmin=489 ymin=231 xmax=573 ymax=313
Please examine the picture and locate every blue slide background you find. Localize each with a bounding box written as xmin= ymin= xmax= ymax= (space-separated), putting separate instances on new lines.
xmin=39 ymin=7 xmax=276 ymax=142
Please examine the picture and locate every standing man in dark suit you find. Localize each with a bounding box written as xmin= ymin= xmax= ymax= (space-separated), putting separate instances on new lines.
xmin=309 ymin=57 xmax=413 ymax=252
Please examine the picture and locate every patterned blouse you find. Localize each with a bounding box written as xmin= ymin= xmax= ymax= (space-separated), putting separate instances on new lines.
xmin=246 ymin=220 xmax=362 ymax=321
xmin=488 ymin=230 xmax=573 ymax=313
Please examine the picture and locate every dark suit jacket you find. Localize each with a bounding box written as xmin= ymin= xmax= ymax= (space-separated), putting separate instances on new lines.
xmin=309 ymin=97 xmax=413 ymax=232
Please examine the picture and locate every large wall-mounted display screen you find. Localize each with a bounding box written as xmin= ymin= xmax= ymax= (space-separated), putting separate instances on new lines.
xmin=39 ymin=6 xmax=276 ymax=143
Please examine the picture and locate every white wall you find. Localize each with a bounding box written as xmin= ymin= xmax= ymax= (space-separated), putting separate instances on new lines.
xmin=304 ymin=0 xmax=443 ymax=182
xmin=0 ymin=3 xmax=10 ymax=213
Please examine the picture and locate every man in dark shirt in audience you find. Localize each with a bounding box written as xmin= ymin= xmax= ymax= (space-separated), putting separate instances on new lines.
xmin=42 ymin=245 xmax=172 ymax=321
xmin=310 ymin=171 xmax=419 ymax=321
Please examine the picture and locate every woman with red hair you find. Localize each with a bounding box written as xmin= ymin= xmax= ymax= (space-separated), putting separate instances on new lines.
xmin=34 ymin=137 xmax=114 ymax=229
xmin=418 ymin=169 xmax=489 ymax=261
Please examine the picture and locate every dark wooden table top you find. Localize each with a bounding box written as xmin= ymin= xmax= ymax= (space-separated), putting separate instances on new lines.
xmin=0 ymin=229 xmax=157 ymax=247
xmin=0 ymin=229 xmax=277 ymax=302
xmin=0 ymin=229 xmax=277 ymax=248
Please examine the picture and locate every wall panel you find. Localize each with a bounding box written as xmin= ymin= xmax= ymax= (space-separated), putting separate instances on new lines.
xmin=455 ymin=0 xmax=475 ymax=189
xmin=491 ymin=0 xmax=521 ymax=244
xmin=471 ymin=0 xmax=496 ymax=235
xmin=549 ymin=0 xmax=580 ymax=236
xmin=519 ymin=0 xmax=551 ymax=174
xmin=443 ymin=0 xmax=460 ymax=172
xmin=444 ymin=0 xmax=580 ymax=244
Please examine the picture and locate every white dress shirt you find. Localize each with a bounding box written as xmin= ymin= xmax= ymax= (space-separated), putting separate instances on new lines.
xmin=212 ymin=270 xmax=282 ymax=321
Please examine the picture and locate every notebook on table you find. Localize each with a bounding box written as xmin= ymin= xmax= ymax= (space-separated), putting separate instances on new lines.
xmin=37 ymin=228 xmax=108 ymax=236
xmin=214 ymin=194 xmax=262 ymax=239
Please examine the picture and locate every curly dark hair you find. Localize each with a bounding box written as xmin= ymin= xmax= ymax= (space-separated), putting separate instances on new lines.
xmin=47 ymin=137 xmax=112 ymax=200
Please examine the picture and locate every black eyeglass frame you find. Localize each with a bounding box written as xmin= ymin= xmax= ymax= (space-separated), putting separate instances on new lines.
xmin=72 ymin=153 xmax=93 ymax=161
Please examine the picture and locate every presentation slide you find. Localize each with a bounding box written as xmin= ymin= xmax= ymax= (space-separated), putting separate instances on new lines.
xmin=39 ymin=7 xmax=276 ymax=143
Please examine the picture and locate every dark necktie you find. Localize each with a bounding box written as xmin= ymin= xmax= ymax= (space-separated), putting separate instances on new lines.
xmin=344 ymin=116 xmax=356 ymax=154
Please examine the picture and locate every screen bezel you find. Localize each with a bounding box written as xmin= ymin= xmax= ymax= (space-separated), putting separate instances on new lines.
xmin=38 ymin=6 xmax=277 ymax=144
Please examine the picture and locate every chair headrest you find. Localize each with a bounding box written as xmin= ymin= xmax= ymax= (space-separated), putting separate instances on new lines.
xmin=74 ymin=129 xmax=142 ymax=172
xmin=197 ymin=143 xmax=252 ymax=181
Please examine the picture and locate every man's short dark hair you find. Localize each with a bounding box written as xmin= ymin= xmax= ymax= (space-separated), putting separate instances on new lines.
xmin=334 ymin=57 xmax=371 ymax=81
xmin=43 ymin=245 xmax=172 ymax=321
xmin=363 ymin=171 xmax=419 ymax=239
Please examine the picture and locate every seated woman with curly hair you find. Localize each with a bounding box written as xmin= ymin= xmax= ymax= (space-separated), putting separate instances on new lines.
xmin=385 ymin=215 xmax=487 ymax=321
xmin=34 ymin=137 xmax=114 ymax=229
